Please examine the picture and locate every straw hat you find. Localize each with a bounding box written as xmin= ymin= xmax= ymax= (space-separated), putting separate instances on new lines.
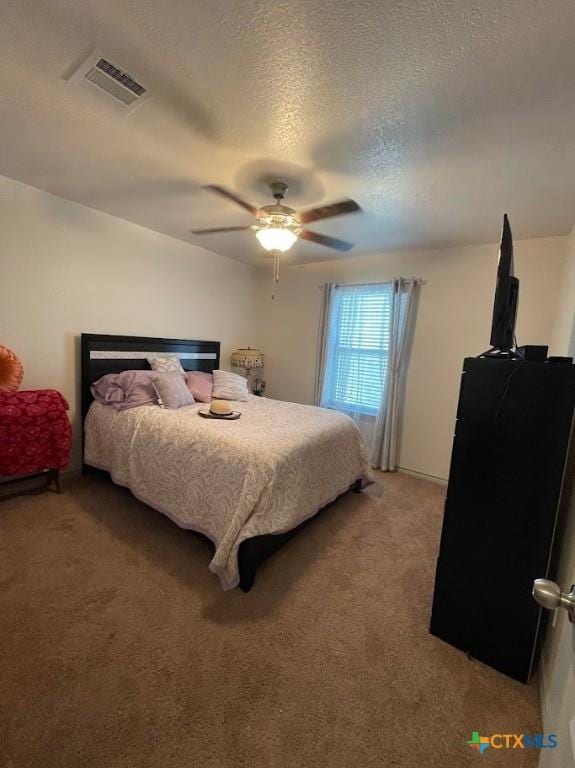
xmin=210 ymin=399 xmax=233 ymax=416
xmin=198 ymin=399 xmax=241 ymax=420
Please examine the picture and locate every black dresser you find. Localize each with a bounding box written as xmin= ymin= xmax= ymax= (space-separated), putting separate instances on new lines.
xmin=430 ymin=357 xmax=575 ymax=682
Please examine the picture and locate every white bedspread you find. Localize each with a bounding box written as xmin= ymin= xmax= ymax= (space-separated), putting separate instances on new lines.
xmin=84 ymin=396 xmax=373 ymax=589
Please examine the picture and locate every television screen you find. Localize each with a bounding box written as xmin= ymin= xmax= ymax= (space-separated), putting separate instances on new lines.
xmin=490 ymin=214 xmax=519 ymax=352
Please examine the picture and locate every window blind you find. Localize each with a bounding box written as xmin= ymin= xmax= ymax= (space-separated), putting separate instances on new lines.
xmin=321 ymin=282 xmax=393 ymax=415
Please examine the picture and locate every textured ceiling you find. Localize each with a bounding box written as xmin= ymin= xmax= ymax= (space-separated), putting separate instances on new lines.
xmin=1 ymin=0 xmax=575 ymax=265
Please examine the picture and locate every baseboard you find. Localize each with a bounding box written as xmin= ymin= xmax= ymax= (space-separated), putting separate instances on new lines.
xmin=397 ymin=466 xmax=448 ymax=485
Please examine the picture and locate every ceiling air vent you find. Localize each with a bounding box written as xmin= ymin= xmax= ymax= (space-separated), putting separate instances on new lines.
xmin=67 ymin=50 xmax=151 ymax=112
xmin=85 ymin=58 xmax=145 ymax=106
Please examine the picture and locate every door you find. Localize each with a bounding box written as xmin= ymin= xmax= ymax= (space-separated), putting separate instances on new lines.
xmin=537 ymin=466 xmax=575 ymax=768
xmin=539 ymin=603 xmax=575 ymax=768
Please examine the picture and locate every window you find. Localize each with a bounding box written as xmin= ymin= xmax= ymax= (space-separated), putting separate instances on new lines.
xmin=321 ymin=283 xmax=393 ymax=415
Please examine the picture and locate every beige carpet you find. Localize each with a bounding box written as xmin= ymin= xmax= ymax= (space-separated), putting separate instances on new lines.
xmin=0 ymin=472 xmax=540 ymax=767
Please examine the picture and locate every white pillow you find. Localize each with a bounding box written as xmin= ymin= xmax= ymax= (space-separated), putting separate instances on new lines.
xmin=147 ymin=355 xmax=184 ymax=374
xmin=211 ymin=369 xmax=249 ymax=401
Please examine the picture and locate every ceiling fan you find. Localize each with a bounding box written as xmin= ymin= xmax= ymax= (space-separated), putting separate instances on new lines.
xmin=191 ymin=181 xmax=361 ymax=254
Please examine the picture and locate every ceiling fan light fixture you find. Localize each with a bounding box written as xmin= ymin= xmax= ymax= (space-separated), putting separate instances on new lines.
xmin=255 ymin=226 xmax=298 ymax=252
xmin=195 ymin=182 xmax=360 ymax=258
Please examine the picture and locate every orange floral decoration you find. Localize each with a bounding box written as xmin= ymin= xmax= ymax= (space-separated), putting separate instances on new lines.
xmin=0 ymin=346 xmax=24 ymax=393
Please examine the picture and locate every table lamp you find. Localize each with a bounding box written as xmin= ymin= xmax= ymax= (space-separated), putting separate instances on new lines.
xmin=230 ymin=347 xmax=264 ymax=393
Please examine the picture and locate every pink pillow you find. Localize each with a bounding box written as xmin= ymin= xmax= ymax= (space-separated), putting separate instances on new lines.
xmin=186 ymin=371 xmax=213 ymax=403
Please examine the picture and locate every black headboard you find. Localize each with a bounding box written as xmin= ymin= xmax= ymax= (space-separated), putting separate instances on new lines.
xmin=81 ymin=333 xmax=220 ymax=426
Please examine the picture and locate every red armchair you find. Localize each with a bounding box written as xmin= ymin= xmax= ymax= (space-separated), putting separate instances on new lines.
xmin=0 ymin=390 xmax=72 ymax=492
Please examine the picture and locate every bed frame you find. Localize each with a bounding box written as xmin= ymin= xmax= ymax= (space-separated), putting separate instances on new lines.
xmin=81 ymin=333 xmax=361 ymax=592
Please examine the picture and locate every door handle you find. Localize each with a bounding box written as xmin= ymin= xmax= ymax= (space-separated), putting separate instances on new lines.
xmin=532 ymin=579 xmax=575 ymax=623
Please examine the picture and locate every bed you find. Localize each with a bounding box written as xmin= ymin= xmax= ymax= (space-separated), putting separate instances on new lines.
xmin=81 ymin=334 xmax=373 ymax=591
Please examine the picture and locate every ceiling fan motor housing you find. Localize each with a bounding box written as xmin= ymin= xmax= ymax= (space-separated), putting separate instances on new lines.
xmin=258 ymin=184 xmax=300 ymax=230
xmin=258 ymin=203 xmax=300 ymax=229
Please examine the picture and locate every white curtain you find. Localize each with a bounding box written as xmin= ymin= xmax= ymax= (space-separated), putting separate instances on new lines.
xmin=314 ymin=283 xmax=335 ymax=405
xmin=371 ymin=278 xmax=419 ymax=470
xmin=316 ymin=278 xmax=419 ymax=472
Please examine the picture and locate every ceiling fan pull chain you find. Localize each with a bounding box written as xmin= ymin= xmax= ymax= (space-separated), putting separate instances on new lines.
xmin=271 ymin=251 xmax=280 ymax=300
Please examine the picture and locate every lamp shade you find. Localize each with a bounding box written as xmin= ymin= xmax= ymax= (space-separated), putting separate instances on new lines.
xmin=255 ymin=227 xmax=298 ymax=252
xmin=230 ymin=347 xmax=264 ymax=371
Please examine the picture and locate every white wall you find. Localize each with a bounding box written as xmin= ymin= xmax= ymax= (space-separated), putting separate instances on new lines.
xmin=257 ymin=237 xmax=566 ymax=480
xmin=0 ymin=175 xmax=259 ymax=469
xmin=551 ymin=227 xmax=575 ymax=359
xmin=540 ymin=224 xmax=575 ymax=768
xmin=0 ymin=171 xmax=568 ymax=483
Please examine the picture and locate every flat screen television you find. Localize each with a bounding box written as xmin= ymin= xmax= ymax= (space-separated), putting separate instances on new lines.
xmin=489 ymin=214 xmax=519 ymax=353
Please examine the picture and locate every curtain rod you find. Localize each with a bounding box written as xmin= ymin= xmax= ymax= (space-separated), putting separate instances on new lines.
xmin=333 ymin=277 xmax=426 ymax=289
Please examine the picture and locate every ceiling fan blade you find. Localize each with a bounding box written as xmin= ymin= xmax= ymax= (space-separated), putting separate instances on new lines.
xmin=190 ymin=225 xmax=252 ymax=235
xmin=299 ymin=229 xmax=355 ymax=252
xmin=204 ymin=185 xmax=258 ymax=216
xmin=299 ymin=199 xmax=361 ymax=225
